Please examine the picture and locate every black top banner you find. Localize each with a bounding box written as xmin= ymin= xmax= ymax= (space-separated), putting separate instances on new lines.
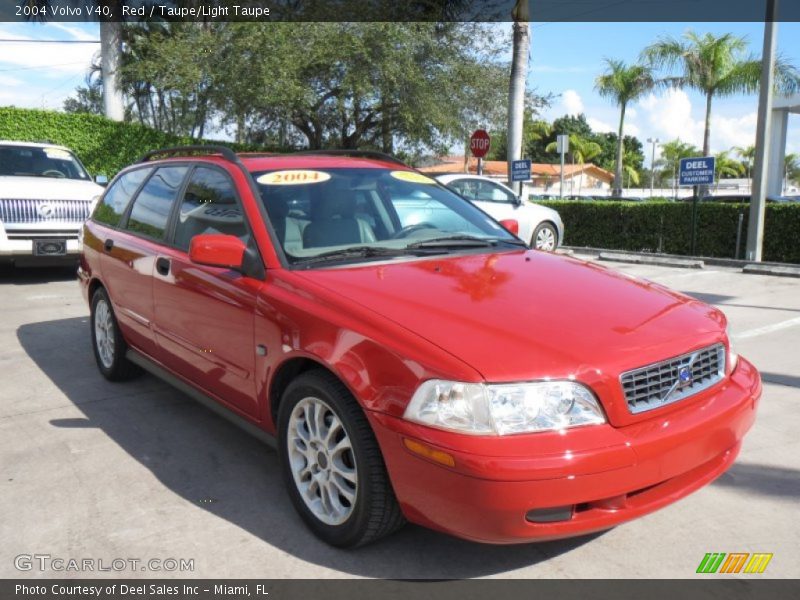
xmin=1 ymin=0 xmax=799 ymax=23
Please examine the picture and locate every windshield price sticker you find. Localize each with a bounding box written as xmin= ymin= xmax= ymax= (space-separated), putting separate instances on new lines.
xmin=43 ymin=148 xmax=71 ymax=160
xmin=390 ymin=171 xmax=436 ymax=184
xmin=257 ymin=170 xmax=331 ymax=185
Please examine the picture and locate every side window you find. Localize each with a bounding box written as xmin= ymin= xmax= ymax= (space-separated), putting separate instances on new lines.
xmin=125 ymin=166 xmax=188 ymax=240
xmin=476 ymin=180 xmax=516 ymax=203
xmin=449 ymin=179 xmax=478 ymax=201
xmin=93 ymin=168 xmax=152 ymax=227
xmin=173 ymin=167 xmax=248 ymax=251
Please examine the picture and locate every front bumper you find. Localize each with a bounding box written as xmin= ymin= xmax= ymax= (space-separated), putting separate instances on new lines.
xmin=369 ymin=357 xmax=761 ymax=544
xmin=0 ymin=225 xmax=81 ymax=263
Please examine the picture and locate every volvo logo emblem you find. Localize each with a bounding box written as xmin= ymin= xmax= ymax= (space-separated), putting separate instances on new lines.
xmin=678 ymin=366 xmax=693 ymax=387
xmin=36 ymin=203 xmax=55 ymax=218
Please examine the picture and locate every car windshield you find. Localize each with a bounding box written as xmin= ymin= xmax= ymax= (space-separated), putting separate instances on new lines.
xmin=0 ymin=145 xmax=91 ymax=180
xmin=253 ymin=167 xmax=524 ymax=266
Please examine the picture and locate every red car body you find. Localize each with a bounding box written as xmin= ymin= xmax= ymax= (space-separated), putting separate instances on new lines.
xmin=79 ymin=152 xmax=761 ymax=544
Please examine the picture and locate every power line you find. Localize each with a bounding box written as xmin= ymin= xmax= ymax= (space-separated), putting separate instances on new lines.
xmin=0 ymin=39 xmax=99 ymax=43
xmin=0 ymin=62 xmax=90 ymax=73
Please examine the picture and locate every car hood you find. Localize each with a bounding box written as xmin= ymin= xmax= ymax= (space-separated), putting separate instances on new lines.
xmin=295 ymin=250 xmax=726 ymax=386
xmin=0 ymin=176 xmax=103 ymax=201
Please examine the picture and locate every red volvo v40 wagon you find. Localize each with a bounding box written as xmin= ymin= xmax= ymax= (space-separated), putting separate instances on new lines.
xmin=78 ymin=147 xmax=761 ymax=547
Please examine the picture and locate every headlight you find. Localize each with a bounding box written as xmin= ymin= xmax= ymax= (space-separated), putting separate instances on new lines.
xmin=404 ymin=380 xmax=606 ymax=435
xmin=727 ymin=325 xmax=739 ymax=373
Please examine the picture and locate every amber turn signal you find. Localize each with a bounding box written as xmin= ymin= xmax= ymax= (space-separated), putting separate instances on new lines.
xmin=403 ymin=438 xmax=456 ymax=467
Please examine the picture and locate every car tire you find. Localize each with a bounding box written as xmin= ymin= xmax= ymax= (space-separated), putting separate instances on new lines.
xmin=278 ymin=369 xmax=405 ymax=548
xmin=532 ymin=222 xmax=558 ymax=251
xmin=90 ymin=287 xmax=142 ymax=381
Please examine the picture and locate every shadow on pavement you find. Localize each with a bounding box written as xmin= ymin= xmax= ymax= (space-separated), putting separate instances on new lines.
xmin=712 ymin=462 xmax=800 ymax=499
xmin=0 ymin=264 xmax=77 ymax=285
xmin=678 ymin=291 xmax=736 ymax=305
xmin=17 ymin=316 xmax=602 ymax=579
xmin=760 ymin=372 xmax=800 ymax=389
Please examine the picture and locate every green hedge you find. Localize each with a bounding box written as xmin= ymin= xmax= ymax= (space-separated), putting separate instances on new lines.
xmin=0 ymin=107 xmax=273 ymax=178
xmin=539 ymin=200 xmax=800 ymax=265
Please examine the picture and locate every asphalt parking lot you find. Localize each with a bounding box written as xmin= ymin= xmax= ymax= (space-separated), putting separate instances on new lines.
xmin=1 ymin=256 xmax=798 ymax=579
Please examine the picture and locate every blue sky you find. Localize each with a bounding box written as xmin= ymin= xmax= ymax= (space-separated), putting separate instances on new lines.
xmin=1 ymin=20 xmax=799 ymax=163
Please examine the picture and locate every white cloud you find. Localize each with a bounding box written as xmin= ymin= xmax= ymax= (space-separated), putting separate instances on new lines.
xmin=636 ymin=89 xmax=759 ymax=153
xmin=561 ymin=89 xmax=584 ymax=116
xmin=0 ymin=24 xmax=98 ymax=110
xmin=639 ymin=89 xmax=704 ymax=147
xmin=0 ymin=25 xmax=98 ymax=76
xmin=712 ymin=112 xmax=758 ymax=152
xmin=587 ymin=115 xmax=640 ymax=138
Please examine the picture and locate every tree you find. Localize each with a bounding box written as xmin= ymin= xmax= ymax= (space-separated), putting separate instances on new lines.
xmin=526 ymin=114 xmax=593 ymax=162
xmin=714 ymin=150 xmax=745 ymax=179
xmin=655 ymin=139 xmax=700 ymax=195
xmin=545 ymin=134 xmax=601 ymax=195
xmin=784 ymin=153 xmax=800 ymax=192
xmin=594 ymin=58 xmax=655 ymax=195
xmin=734 ymin=144 xmax=756 ymax=190
xmin=643 ymin=30 xmax=800 ymax=157
xmin=506 ymin=0 xmax=530 ymax=184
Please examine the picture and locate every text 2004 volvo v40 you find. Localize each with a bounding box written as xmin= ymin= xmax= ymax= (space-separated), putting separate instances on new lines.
xmin=78 ymin=147 xmax=761 ymax=547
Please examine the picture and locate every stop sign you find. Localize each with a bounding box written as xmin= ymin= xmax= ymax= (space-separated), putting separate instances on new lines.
xmin=470 ymin=129 xmax=491 ymax=158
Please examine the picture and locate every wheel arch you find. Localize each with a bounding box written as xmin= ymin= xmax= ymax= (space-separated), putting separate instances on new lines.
xmin=268 ymin=356 xmax=355 ymax=429
xmin=532 ymin=219 xmax=560 ymax=248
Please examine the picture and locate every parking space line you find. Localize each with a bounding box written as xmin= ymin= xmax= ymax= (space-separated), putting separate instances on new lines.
xmin=733 ymin=316 xmax=800 ymax=340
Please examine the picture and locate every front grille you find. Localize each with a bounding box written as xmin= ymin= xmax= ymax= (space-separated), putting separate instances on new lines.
xmin=620 ymin=344 xmax=725 ymax=414
xmin=0 ymin=199 xmax=90 ymax=224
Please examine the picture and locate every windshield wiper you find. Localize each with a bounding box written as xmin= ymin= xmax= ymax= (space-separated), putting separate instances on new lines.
xmin=295 ymin=245 xmax=437 ymax=267
xmin=406 ymin=235 xmax=526 ymax=249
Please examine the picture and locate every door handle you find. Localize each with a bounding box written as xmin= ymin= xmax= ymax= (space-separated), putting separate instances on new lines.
xmin=103 ymin=238 xmax=114 ymax=252
xmin=156 ymin=257 xmax=171 ymax=276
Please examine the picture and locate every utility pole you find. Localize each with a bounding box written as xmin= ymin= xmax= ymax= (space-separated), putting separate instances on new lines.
xmin=746 ymin=0 xmax=778 ymax=261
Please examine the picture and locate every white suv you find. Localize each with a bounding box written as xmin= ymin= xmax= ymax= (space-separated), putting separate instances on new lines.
xmin=435 ymin=173 xmax=564 ymax=250
xmin=0 ymin=141 xmax=104 ymax=265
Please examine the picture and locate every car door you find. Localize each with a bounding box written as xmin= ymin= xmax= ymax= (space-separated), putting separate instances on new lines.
xmin=95 ymin=165 xmax=186 ymax=358
xmin=151 ymin=165 xmax=262 ymax=419
xmin=449 ymin=178 xmax=531 ymax=241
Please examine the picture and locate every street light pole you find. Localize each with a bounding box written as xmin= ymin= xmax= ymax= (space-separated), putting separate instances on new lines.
xmin=647 ymin=137 xmax=660 ymax=197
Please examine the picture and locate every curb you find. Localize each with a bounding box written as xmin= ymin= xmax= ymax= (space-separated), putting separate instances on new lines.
xmin=742 ymin=264 xmax=800 ymax=278
xmin=564 ymin=246 xmax=799 ymax=273
xmin=598 ymin=252 xmax=704 ymax=269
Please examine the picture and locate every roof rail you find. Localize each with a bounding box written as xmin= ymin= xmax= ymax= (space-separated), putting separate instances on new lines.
xmin=138 ymin=145 xmax=241 ymax=164
xmin=292 ymin=149 xmax=409 ymax=167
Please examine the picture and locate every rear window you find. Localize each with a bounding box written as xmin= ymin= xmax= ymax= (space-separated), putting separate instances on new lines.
xmin=93 ymin=168 xmax=153 ymax=228
xmin=125 ymin=166 xmax=188 ymax=240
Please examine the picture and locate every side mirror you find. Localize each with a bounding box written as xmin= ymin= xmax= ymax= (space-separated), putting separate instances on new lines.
xmin=95 ymin=174 xmax=108 ymax=186
xmin=515 ymin=195 xmax=523 ymax=206
xmin=499 ymin=219 xmax=519 ymax=236
xmin=189 ymin=234 xmax=246 ymax=270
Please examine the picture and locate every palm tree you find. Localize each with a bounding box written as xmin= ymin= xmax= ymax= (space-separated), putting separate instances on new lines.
xmin=734 ymin=144 xmax=756 ymax=191
xmin=595 ymin=58 xmax=656 ymax=196
xmin=643 ymin=30 xmax=800 ymax=157
xmin=714 ymin=150 xmax=746 ymax=182
xmin=546 ymin=133 xmax=602 ymax=195
xmin=622 ymin=148 xmax=642 ymax=188
xmin=656 ymin=139 xmax=700 ymax=197
xmin=784 ymin=153 xmax=800 ymax=193
xmin=506 ymin=0 xmax=530 ymax=186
